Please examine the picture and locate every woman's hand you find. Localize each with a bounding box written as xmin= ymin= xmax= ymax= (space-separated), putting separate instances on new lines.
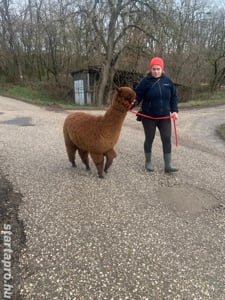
xmin=129 ymin=100 xmax=138 ymax=110
xmin=171 ymin=112 xmax=178 ymax=120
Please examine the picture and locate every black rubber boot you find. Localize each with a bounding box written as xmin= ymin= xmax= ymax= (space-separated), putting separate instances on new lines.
xmin=145 ymin=152 xmax=154 ymax=172
xmin=164 ymin=153 xmax=178 ymax=173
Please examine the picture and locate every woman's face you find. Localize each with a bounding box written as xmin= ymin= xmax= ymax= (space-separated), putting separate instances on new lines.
xmin=151 ymin=65 xmax=163 ymax=78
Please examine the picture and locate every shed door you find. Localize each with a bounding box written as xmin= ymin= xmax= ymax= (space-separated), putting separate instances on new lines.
xmin=74 ymin=80 xmax=85 ymax=105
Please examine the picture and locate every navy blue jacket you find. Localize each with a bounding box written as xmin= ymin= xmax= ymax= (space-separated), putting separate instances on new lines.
xmin=135 ymin=74 xmax=178 ymax=117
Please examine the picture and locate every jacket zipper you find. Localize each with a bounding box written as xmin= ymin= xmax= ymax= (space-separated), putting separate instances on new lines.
xmin=158 ymin=81 xmax=163 ymax=114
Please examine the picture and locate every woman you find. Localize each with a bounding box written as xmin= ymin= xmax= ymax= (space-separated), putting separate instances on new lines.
xmin=133 ymin=57 xmax=178 ymax=172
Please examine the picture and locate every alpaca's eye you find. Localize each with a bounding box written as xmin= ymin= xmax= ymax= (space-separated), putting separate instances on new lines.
xmin=125 ymin=96 xmax=131 ymax=101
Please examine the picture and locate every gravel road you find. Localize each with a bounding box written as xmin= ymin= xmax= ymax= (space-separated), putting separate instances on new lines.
xmin=0 ymin=96 xmax=225 ymax=300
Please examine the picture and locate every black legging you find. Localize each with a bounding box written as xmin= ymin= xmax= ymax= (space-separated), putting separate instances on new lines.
xmin=142 ymin=117 xmax=171 ymax=154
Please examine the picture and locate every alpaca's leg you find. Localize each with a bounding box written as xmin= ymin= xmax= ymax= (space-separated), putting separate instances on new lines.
xmin=104 ymin=149 xmax=117 ymax=173
xmin=90 ymin=153 xmax=105 ymax=178
xmin=63 ymin=131 xmax=77 ymax=167
xmin=78 ymin=149 xmax=90 ymax=171
xmin=66 ymin=144 xmax=77 ymax=167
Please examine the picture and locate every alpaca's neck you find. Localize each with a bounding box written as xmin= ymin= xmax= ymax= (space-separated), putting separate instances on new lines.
xmin=101 ymin=105 xmax=127 ymax=137
xmin=104 ymin=104 xmax=126 ymax=123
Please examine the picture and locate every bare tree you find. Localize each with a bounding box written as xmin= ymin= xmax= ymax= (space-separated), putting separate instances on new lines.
xmin=0 ymin=0 xmax=225 ymax=104
xmin=85 ymin=0 xmax=138 ymax=105
xmin=0 ymin=0 xmax=23 ymax=81
xmin=206 ymin=9 xmax=225 ymax=91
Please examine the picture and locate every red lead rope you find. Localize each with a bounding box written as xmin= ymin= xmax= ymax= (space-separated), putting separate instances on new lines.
xmin=129 ymin=109 xmax=179 ymax=147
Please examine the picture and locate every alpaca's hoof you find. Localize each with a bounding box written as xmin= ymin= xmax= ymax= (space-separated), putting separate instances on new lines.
xmin=71 ymin=162 xmax=76 ymax=167
xmin=98 ymin=174 xmax=104 ymax=179
xmin=104 ymin=166 xmax=110 ymax=173
xmin=86 ymin=166 xmax=91 ymax=171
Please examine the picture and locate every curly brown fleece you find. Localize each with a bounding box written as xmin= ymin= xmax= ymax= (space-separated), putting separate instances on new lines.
xmin=63 ymin=87 xmax=136 ymax=178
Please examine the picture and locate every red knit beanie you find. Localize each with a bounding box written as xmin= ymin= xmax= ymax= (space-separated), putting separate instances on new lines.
xmin=149 ymin=57 xmax=164 ymax=69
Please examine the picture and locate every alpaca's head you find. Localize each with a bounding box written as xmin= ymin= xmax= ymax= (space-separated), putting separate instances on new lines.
xmin=112 ymin=87 xmax=136 ymax=112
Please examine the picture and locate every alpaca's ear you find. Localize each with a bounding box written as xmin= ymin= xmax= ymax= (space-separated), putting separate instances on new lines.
xmin=114 ymin=86 xmax=120 ymax=94
xmin=114 ymin=85 xmax=120 ymax=92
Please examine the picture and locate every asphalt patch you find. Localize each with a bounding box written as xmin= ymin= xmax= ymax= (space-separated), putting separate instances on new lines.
xmin=0 ymin=117 xmax=34 ymax=126
xmin=157 ymin=184 xmax=219 ymax=214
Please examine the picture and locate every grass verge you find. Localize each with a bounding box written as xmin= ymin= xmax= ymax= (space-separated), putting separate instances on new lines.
xmin=1 ymin=84 xmax=225 ymax=109
xmin=0 ymin=85 xmax=96 ymax=110
xmin=179 ymin=90 xmax=225 ymax=108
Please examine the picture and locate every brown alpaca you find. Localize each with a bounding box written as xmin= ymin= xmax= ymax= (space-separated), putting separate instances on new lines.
xmin=63 ymin=86 xmax=136 ymax=178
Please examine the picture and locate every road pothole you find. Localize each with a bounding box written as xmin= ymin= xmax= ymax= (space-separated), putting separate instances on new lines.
xmin=157 ymin=185 xmax=219 ymax=213
xmin=0 ymin=117 xmax=34 ymax=126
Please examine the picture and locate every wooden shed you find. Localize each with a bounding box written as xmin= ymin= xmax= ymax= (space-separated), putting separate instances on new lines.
xmin=71 ymin=67 xmax=143 ymax=105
